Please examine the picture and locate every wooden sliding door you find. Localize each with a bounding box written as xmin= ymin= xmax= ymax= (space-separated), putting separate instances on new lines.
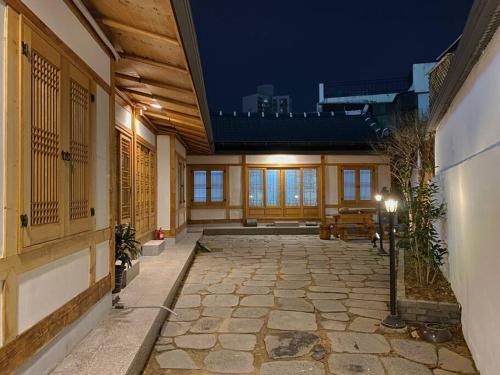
xmin=247 ymin=167 xmax=320 ymax=219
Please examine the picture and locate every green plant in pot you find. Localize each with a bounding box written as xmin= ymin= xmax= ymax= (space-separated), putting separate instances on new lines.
xmin=113 ymin=224 xmax=142 ymax=293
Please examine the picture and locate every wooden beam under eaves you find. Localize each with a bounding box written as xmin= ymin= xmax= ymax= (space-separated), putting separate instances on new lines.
xmin=121 ymin=53 xmax=188 ymax=74
xmin=144 ymin=109 xmax=202 ymax=127
xmin=120 ymin=88 xmax=197 ymax=111
xmin=101 ymin=18 xmax=179 ymax=46
xmin=115 ymin=73 xmax=193 ymax=95
xmin=154 ymin=120 xmax=206 ymax=138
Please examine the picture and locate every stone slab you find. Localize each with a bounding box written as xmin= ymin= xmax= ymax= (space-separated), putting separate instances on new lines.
xmin=260 ymin=360 xmax=325 ymax=375
xmin=328 ymin=332 xmax=390 ymax=354
xmin=268 ymin=310 xmax=317 ymax=331
xmin=328 ymin=353 xmax=385 ymax=375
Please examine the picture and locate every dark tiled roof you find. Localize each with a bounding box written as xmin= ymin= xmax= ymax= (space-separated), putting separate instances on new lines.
xmin=211 ymin=112 xmax=384 ymax=153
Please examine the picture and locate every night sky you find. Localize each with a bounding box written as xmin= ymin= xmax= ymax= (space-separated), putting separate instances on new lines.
xmin=190 ymin=0 xmax=473 ymax=112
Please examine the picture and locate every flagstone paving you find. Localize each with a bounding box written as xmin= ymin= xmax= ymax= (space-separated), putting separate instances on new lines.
xmin=143 ymin=235 xmax=477 ymax=374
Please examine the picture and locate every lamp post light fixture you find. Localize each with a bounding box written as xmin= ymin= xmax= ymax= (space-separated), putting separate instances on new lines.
xmin=381 ymin=197 xmax=406 ymax=329
xmin=374 ymin=193 xmax=386 ymax=255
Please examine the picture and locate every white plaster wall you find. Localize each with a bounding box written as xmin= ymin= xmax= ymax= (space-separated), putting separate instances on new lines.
xmin=325 ymin=166 xmax=338 ymax=205
xmin=136 ymin=120 xmax=155 ymax=146
xmin=95 ymin=86 xmax=109 ymax=230
xmin=191 ymin=209 xmax=226 ymax=221
xmin=377 ymin=164 xmax=391 ymax=192
xmin=15 ymin=293 xmax=111 ymax=375
xmin=21 ymin=0 xmax=110 ymax=84
xmin=229 ymin=166 xmax=242 ymax=206
xmin=176 ymin=139 xmax=186 ymax=158
xmin=434 ymin=28 xmax=500 ymax=375
xmin=0 ymin=1 xmax=4 ymax=258
xmin=18 ymin=249 xmax=90 ymax=333
xmin=325 ymin=155 xmax=388 ymax=164
xmin=115 ymin=104 xmax=132 ymax=130
xmin=157 ymin=136 xmax=171 ymax=230
xmin=246 ymin=154 xmax=321 ymax=164
xmin=95 ymin=240 xmax=110 ymax=282
xmin=230 ymin=209 xmax=243 ymax=220
xmin=187 ymin=155 xmax=241 ymax=164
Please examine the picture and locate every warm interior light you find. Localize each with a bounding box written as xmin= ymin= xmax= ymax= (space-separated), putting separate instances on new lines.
xmin=384 ymin=198 xmax=398 ymax=213
xmin=150 ymin=103 xmax=162 ymax=109
xmin=375 ymin=194 xmax=382 ymax=202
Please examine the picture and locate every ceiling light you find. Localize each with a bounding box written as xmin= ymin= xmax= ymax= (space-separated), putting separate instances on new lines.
xmin=151 ymin=103 xmax=162 ymax=109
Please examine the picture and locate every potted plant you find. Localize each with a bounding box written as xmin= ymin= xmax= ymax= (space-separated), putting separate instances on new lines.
xmin=113 ymin=224 xmax=142 ymax=293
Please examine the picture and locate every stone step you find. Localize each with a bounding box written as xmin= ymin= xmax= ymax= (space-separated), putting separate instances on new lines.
xmin=142 ymin=239 xmax=166 ymax=256
xmin=274 ymin=221 xmax=300 ymax=227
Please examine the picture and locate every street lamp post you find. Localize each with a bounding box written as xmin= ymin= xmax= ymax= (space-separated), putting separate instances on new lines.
xmin=374 ymin=193 xmax=386 ymax=255
xmin=381 ymin=198 xmax=406 ymax=329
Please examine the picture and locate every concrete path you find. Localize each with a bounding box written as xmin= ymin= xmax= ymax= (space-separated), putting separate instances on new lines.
xmin=143 ymin=235 xmax=477 ymax=375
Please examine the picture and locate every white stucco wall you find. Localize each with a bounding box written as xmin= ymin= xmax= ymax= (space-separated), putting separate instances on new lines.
xmin=95 ymin=86 xmax=109 ymax=230
xmin=435 ymin=28 xmax=500 ymax=375
xmin=115 ymin=104 xmax=132 ymax=130
xmin=136 ymin=120 xmax=155 ymax=146
xmin=18 ymin=249 xmax=90 ymax=333
xmin=21 ymin=0 xmax=110 ymax=84
xmin=95 ymin=240 xmax=110 ymax=282
xmin=157 ymin=136 xmax=171 ymax=230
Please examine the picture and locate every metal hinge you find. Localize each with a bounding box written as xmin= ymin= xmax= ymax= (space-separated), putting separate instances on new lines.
xmin=21 ymin=42 xmax=29 ymax=57
xmin=20 ymin=214 xmax=28 ymax=227
xmin=90 ymin=93 xmax=95 ymax=102
xmin=90 ymin=207 xmax=95 ymax=216
xmin=61 ymin=150 xmax=72 ymax=161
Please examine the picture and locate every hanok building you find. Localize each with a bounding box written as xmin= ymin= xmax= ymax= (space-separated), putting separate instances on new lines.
xmin=0 ymin=1 xmax=392 ymax=373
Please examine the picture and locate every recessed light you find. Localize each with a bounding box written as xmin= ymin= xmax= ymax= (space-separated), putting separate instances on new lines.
xmin=151 ymin=103 xmax=162 ymax=109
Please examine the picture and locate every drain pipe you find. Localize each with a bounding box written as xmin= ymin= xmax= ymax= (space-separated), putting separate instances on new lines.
xmin=71 ymin=0 xmax=121 ymax=61
xmin=114 ymin=304 xmax=178 ymax=315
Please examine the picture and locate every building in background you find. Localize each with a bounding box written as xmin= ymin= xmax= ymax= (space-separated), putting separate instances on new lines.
xmin=242 ymin=84 xmax=292 ymax=113
xmin=317 ymin=62 xmax=435 ymax=124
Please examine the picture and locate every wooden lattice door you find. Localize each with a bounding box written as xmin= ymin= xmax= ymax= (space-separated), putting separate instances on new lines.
xmin=21 ymin=23 xmax=64 ymax=247
xmin=68 ymin=64 xmax=92 ymax=234
xmin=118 ymin=134 xmax=132 ymax=224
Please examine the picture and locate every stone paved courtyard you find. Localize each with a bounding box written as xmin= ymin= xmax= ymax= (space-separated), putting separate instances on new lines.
xmin=143 ymin=235 xmax=477 ymax=374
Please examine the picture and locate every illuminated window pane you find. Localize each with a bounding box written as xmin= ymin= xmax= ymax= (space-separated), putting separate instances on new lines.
xmin=266 ymin=170 xmax=281 ymax=206
xmin=249 ymin=169 xmax=264 ymax=207
xmin=285 ymin=169 xmax=300 ymax=207
xmin=360 ymin=169 xmax=372 ymax=200
xmin=343 ymin=169 xmax=356 ymax=201
xmin=193 ymin=171 xmax=206 ymax=203
xmin=303 ymin=169 xmax=318 ymax=206
xmin=211 ymin=170 xmax=224 ymax=202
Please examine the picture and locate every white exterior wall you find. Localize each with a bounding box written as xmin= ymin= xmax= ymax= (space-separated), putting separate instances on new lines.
xmin=21 ymin=0 xmax=110 ymax=84
xmin=157 ymin=136 xmax=171 ymax=230
xmin=115 ymin=105 xmax=132 ymax=131
xmin=136 ymin=120 xmax=155 ymax=146
xmin=435 ymin=29 xmax=500 ymax=375
xmin=18 ymin=249 xmax=90 ymax=333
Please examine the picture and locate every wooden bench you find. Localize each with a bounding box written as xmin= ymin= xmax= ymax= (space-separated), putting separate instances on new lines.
xmin=327 ymin=209 xmax=376 ymax=241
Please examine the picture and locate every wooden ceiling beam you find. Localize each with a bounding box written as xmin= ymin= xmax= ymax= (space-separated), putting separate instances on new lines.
xmin=115 ymin=73 xmax=193 ymax=95
xmin=144 ymin=110 xmax=202 ymax=128
xmin=101 ymin=18 xmax=179 ymax=46
xmin=121 ymin=53 xmax=188 ymax=74
xmin=135 ymin=102 xmax=201 ymax=123
xmin=121 ymin=88 xmax=197 ymax=111
xmin=118 ymin=86 xmax=196 ymax=108
xmin=154 ymin=121 xmax=207 ymax=138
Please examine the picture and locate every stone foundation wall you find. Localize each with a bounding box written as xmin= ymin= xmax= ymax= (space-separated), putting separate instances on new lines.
xmin=397 ymin=249 xmax=461 ymax=324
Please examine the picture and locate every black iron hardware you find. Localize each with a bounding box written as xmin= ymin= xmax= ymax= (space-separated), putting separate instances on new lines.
xmin=61 ymin=151 xmax=72 ymax=161
xmin=90 ymin=93 xmax=95 ymax=102
xmin=90 ymin=208 xmax=95 ymax=216
xmin=20 ymin=214 xmax=28 ymax=227
xmin=21 ymin=42 xmax=29 ymax=57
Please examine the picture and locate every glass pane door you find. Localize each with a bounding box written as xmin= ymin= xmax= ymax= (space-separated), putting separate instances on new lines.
xmin=343 ymin=169 xmax=356 ymax=201
xmin=359 ymin=169 xmax=372 ymax=200
xmin=302 ymin=168 xmax=318 ymax=206
xmin=266 ymin=169 xmax=281 ymax=207
xmin=249 ymin=169 xmax=264 ymax=207
xmin=284 ymin=169 xmax=300 ymax=207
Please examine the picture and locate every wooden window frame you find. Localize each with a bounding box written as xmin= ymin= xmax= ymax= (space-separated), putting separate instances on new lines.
xmin=246 ymin=166 xmax=321 ymax=219
xmin=20 ymin=19 xmax=96 ymax=251
xmin=339 ymin=165 xmax=377 ymax=206
xmin=188 ymin=166 xmax=227 ymax=208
